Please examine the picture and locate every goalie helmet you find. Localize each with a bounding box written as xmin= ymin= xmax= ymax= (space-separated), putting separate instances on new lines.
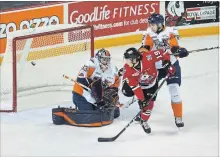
xmin=95 ymin=48 xmax=111 ymax=66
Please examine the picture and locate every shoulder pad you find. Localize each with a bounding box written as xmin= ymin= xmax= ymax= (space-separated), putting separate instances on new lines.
xmin=166 ymin=27 xmax=179 ymax=36
xmin=143 ymin=28 xmax=151 ymax=35
xmin=87 ymin=58 xmax=96 ymax=67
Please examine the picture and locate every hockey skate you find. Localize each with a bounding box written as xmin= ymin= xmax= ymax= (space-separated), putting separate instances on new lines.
xmin=175 ymin=117 xmax=184 ymax=128
xmin=141 ymin=120 xmax=151 ymax=134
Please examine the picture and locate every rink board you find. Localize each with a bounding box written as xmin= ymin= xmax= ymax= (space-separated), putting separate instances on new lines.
xmin=94 ymin=24 xmax=219 ymax=49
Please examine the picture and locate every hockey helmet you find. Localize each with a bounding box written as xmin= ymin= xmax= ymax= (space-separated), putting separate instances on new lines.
xmin=148 ymin=13 xmax=164 ymax=24
xmin=124 ymin=47 xmax=141 ymax=66
xmin=148 ymin=13 xmax=164 ymax=32
xmin=95 ymin=48 xmax=111 ymax=65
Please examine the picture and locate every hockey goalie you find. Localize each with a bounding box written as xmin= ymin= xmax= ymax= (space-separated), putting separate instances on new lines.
xmin=52 ymin=49 xmax=121 ymax=127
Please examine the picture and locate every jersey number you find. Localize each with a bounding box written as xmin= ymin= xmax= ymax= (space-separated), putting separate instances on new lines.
xmin=154 ymin=50 xmax=162 ymax=59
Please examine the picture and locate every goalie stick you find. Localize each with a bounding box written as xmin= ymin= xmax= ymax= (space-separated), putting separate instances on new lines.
xmin=97 ymin=74 xmax=170 ymax=142
xmin=63 ymin=74 xmax=91 ymax=92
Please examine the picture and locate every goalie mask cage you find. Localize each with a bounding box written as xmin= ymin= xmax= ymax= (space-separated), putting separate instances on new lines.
xmin=0 ymin=24 xmax=94 ymax=112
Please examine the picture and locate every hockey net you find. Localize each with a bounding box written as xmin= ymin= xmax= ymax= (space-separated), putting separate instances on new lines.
xmin=0 ymin=24 xmax=94 ymax=112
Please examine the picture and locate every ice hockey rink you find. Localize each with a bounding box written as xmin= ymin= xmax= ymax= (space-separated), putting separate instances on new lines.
xmin=1 ymin=34 xmax=219 ymax=156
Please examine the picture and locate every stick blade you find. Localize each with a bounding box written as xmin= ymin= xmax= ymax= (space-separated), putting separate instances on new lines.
xmin=98 ymin=137 xmax=116 ymax=142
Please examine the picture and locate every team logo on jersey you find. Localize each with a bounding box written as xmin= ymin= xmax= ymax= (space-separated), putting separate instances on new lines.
xmin=147 ymin=55 xmax=152 ymax=61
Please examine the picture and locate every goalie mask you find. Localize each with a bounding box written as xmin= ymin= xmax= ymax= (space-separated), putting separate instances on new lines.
xmin=95 ymin=49 xmax=111 ymax=66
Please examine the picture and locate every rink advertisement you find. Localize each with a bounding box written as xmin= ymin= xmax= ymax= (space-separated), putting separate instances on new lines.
xmin=0 ymin=5 xmax=64 ymax=55
xmin=165 ymin=1 xmax=219 ymax=26
xmin=68 ymin=1 xmax=160 ymax=37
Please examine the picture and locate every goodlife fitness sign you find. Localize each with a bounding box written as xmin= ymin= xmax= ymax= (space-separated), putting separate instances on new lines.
xmin=68 ymin=1 xmax=159 ymax=37
xmin=186 ymin=6 xmax=216 ymax=21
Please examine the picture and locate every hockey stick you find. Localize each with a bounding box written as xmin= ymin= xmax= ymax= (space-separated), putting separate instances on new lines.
xmin=97 ymin=74 xmax=170 ymax=142
xmin=124 ymin=96 xmax=137 ymax=108
xmin=63 ymin=74 xmax=91 ymax=92
xmin=172 ymin=46 xmax=219 ymax=56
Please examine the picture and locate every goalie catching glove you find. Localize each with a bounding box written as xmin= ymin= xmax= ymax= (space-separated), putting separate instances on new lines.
xmin=94 ymin=86 xmax=119 ymax=109
xmin=103 ymin=87 xmax=119 ymax=107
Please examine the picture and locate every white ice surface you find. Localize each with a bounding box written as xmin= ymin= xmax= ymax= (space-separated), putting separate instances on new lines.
xmin=0 ymin=35 xmax=219 ymax=156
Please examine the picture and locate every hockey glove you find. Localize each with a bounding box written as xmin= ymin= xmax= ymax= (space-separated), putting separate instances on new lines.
xmin=118 ymin=68 xmax=124 ymax=77
xmin=171 ymin=46 xmax=189 ymax=58
xmin=103 ymin=87 xmax=119 ymax=107
xmin=138 ymin=99 xmax=148 ymax=111
xmin=90 ymin=79 xmax=103 ymax=102
xmin=162 ymin=60 xmax=176 ymax=75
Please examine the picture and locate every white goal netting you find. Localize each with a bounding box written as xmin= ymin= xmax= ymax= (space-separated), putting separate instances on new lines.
xmin=0 ymin=24 xmax=94 ymax=112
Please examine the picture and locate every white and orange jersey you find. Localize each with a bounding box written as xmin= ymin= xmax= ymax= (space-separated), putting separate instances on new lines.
xmin=142 ymin=26 xmax=179 ymax=69
xmin=73 ymin=57 xmax=120 ymax=103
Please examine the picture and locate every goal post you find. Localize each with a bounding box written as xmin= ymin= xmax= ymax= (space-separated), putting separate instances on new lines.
xmin=0 ymin=24 xmax=94 ymax=112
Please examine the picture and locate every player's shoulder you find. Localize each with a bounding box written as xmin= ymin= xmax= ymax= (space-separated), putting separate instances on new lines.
xmin=123 ymin=64 xmax=133 ymax=76
xmin=123 ymin=64 xmax=129 ymax=70
xmin=143 ymin=28 xmax=154 ymax=36
xmin=141 ymin=51 xmax=155 ymax=61
xmin=164 ymin=26 xmax=179 ymax=35
xmin=109 ymin=64 xmax=118 ymax=75
xmin=88 ymin=57 xmax=98 ymax=68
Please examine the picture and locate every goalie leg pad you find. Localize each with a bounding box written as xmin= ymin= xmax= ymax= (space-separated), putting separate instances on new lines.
xmin=52 ymin=107 xmax=65 ymax=125
xmin=114 ymin=107 xmax=120 ymax=119
xmin=52 ymin=107 xmax=115 ymax=127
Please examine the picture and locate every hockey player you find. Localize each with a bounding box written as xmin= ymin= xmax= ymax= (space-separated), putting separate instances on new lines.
xmin=142 ymin=13 xmax=189 ymax=127
xmin=121 ymin=47 xmax=176 ymax=133
xmin=72 ymin=48 xmax=120 ymax=113
xmin=52 ymin=49 xmax=121 ymax=127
